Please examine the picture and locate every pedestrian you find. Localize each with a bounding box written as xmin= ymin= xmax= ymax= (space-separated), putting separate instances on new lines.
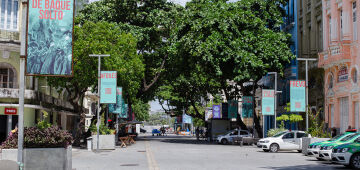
xmin=195 ymin=127 xmax=200 ymax=141
xmin=331 ymin=128 xmax=337 ymax=138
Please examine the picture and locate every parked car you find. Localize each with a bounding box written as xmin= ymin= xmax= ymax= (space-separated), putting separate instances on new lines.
xmin=307 ymin=132 xmax=356 ymax=158
xmin=216 ymin=129 xmax=252 ymax=145
xmin=257 ymin=130 xmax=309 ymax=152
xmin=318 ymin=133 xmax=360 ymax=161
xmin=332 ymin=139 xmax=360 ymax=169
xmin=152 ymin=129 xmax=161 ymax=136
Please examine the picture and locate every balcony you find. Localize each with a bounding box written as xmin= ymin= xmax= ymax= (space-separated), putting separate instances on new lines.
xmin=0 ymin=88 xmax=36 ymax=99
xmin=318 ymin=44 xmax=351 ymax=68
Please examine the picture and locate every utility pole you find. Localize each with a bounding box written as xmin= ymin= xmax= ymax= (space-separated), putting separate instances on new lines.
xmin=267 ymin=72 xmax=282 ymax=129
xmin=297 ymin=58 xmax=317 ymax=132
xmin=18 ymin=0 xmax=28 ymax=166
xmin=89 ymin=54 xmax=110 ymax=152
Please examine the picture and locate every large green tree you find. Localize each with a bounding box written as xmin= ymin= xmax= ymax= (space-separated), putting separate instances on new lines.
xmin=165 ymin=0 xmax=294 ymax=137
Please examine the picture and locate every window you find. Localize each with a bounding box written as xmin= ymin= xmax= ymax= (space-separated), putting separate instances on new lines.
xmin=354 ymin=1 xmax=357 ymax=41
xmin=329 ymin=16 xmax=332 ymax=43
xmin=240 ymin=131 xmax=248 ymax=136
xmin=0 ymin=68 xmax=14 ymax=88
xmin=328 ymin=74 xmax=334 ymax=89
xmin=341 ymin=10 xmax=343 ymax=39
xmin=283 ymin=132 xmax=294 ymax=139
xmin=0 ymin=0 xmax=18 ymax=30
xmin=352 ymin=69 xmax=358 ymax=83
xmin=296 ymin=132 xmax=307 ymax=138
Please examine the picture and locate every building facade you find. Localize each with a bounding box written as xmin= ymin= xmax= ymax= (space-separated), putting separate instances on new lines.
xmin=318 ymin=0 xmax=360 ymax=133
xmin=0 ymin=1 xmax=80 ymax=142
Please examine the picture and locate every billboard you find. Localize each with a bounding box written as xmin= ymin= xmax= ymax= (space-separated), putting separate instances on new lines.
xmin=26 ymin=0 xmax=74 ymax=76
xmin=228 ymin=100 xmax=238 ymax=119
xmin=290 ymin=80 xmax=306 ymax=112
xmin=100 ymin=71 xmax=117 ymax=104
xmin=182 ymin=114 xmax=192 ymax=124
xmin=212 ymin=105 xmax=221 ymax=118
xmin=262 ymin=89 xmax=275 ymax=115
xmin=242 ymin=96 xmax=253 ymax=118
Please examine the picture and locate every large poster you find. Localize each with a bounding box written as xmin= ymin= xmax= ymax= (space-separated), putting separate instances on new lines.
xmin=242 ymin=96 xmax=253 ymax=118
xmin=262 ymin=89 xmax=275 ymax=115
xmin=228 ymin=100 xmax=238 ymax=119
xmin=212 ymin=105 xmax=221 ymax=118
xmin=26 ymin=0 xmax=74 ymax=76
xmin=100 ymin=71 xmax=117 ymax=104
xmin=290 ymin=80 xmax=306 ymax=112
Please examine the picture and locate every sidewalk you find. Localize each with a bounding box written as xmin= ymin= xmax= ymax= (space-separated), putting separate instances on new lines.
xmin=72 ymin=139 xmax=148 ymax=170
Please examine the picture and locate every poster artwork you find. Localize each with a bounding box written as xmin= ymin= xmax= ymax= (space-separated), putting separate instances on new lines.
xmin=26 ymin=0 xmax=74 ymax=76
xmin=242 ymin=96 xmax=253 ymax=118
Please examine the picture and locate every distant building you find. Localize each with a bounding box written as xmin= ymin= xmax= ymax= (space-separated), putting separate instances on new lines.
xmin=318 ymin=0 xmax=360 ymax=133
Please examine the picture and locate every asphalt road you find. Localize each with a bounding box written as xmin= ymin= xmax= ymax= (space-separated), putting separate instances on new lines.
xmin=72 ymin=134 xmax=351 ymax=170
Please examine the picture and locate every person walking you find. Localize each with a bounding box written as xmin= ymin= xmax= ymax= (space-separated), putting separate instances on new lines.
xmin=195 ymin=127 xmax=200 ymax=141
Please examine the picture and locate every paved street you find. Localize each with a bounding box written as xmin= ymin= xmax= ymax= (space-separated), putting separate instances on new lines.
xmin=72 ymin=134 xmax=350 ymax=170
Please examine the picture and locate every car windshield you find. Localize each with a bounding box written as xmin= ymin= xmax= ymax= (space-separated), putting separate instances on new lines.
xmin=340 ymin=133 xmax=359 ymax=142
xmin=330 ymin=134 xmax=344 ymax=141
xmin=273 ymin=131 xmax=288 ymax=137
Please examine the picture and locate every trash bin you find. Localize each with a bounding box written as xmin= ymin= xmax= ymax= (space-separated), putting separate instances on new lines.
xmin=87 ymin=137 xmax=92 ymax=151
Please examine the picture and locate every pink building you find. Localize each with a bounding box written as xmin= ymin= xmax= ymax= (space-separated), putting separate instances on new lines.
xmin=319 ymin=0 xmax=360 ymax=133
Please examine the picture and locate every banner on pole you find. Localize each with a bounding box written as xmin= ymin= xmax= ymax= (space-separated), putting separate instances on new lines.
xmin=182 ymin=114 xmax=192 ymax=124
xmin=205 ymin=107 xmax=212 ymax=121
xmin=121 ymin=104 xmax=128 ymax=119
xmin=26 ymin=0 xmax=74 ymax=76
xmin=290 ymin=80 xmax=306 ymax=112
xmin=228 ymin=100 xmax=238 ymax=119
xmin=108 ymin=87 xmax=125 ymax=114
xmin=242 ymin=96 xmax=253 ymax=118
xmin=262 ymin=89 xmax=275 ymax=115
xmin=212 ymin=105 xmax=221 ymax=118
xmin=100 ymin=71 xmax=117 ymax=104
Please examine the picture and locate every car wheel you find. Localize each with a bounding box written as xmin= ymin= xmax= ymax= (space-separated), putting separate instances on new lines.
xmin=316 ymin=157 xmax=324 ymax=161
xmin=263 ymin=149 xmax=270 ymax=152
xmin=350 ymin=153 xmax=360 ymax=169
xmin=221 ymin=139 xmax=228 ymax=145
xmin=152 ymin=134 xmax=154 ymax=136
xmin=269 ymin=143 xmax=279 ymax=153
xmin=297 ymin=150 xmax=302 ymax=153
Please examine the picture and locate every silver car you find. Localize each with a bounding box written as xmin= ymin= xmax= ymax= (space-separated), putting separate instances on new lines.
xmin=217 ymin=129 xmax=252 ymax=145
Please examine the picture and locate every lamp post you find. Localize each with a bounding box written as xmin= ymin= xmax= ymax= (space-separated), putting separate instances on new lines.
xmin=297 ymin=58 xmax=317 ymax=131
xmin=267 ymin=72 xmax=282 ymax=129
xmin=89 ymin=54 xmax=110 ymax=152
xmin=249 ymin=79 xmax=255 ymax=137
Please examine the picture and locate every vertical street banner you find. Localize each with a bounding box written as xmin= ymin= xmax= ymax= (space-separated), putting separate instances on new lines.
xmin=100 ymin=71 xmax=117 ymax=104
xmin=242 ymin=96 xmax=253 ymax=118
xmin=182 ymin=114 xmax=192 ymax=124
xmin=205 ymin=107 xmax=211 ymax=121
xmin=262 ymin=89 xmax=275 ymax=115
xmin=26 ymin=0 xmax=74 ymax=76
xmin=228 ymin=100 xmax=238 ymax=119
xmin=290 ymin=80 xmax=306 ymax=112
xmin=108 ymin=87 xmax=125 ymax=115
xmin=212 ymin=105 xmax=221 ymax=118
xmin=121 ymin=104 xmax=128 ymax=119
xmin=221 ymin=103 xmax=228 ymax=118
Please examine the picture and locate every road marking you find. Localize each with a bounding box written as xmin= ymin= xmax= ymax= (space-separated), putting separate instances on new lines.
xmin=145 ymin=140 xmax=160 ymax=170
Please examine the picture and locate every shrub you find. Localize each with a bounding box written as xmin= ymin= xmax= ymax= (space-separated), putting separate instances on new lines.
xmin=1 ymin=126 xmax=73 ymax=149
xmin=90 ymin=123 xmax=114 ymax=135
xmin=267 ymin=127 xmax=287 ymax=137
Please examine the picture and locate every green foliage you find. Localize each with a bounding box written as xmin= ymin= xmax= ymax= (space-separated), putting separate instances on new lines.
xmin=1 ymin=126 xmax=73 ymax=149
xmin=307 ymin=107 xmax=331 ymax=138
xmin=267 ymin=127 xmax=287 ymax=137
xmin=276 ymin=103 xmax=304 ymax=128
xmin=89 ymin=123 xmax=114 ymax=135
xmin=146 ymin=112 xmax=170 ymax=126
xmin=36 ymin=111 xmax=51 ymax=130
xmin=132 ymin=99 xmax=150 ymax=121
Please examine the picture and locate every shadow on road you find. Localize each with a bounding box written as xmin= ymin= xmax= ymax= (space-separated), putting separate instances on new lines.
xmin=261 ymin=164 xmax=350 ymax=170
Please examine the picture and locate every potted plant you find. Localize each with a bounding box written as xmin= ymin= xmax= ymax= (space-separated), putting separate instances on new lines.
xmin=89 ymin=123 xmax=116 ymax=150
xmin=0 ymin=119 xmax=73 ymax=170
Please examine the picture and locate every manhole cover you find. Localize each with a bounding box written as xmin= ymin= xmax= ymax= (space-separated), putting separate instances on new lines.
xmin=121 ymin=164 xmax=139 ymax=166
xmin=138 ymin=150 xmax=146 ymax=152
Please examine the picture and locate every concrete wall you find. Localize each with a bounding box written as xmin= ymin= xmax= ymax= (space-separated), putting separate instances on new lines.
xmin=0 ymin=149 xmax=17 ymax=161
xmin=23 ymin=147 xmax=72 ymax=170
xmin=91 ymin=135 xmax=115 ymax=150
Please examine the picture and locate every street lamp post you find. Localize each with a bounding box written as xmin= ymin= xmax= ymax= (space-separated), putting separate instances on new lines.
xmin=297 ymin=58 xmax=317 ymax=132
xmin=267 ymin=72 xmax=282 ymax=129
xmin=89 ymin=54 xmax=110 ymax=152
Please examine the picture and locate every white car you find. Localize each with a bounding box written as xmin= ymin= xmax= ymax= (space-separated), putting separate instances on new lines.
xmin=217 ymin=129 xmax=252 ymax=145
xmin=258 ymin=130 xmax=309 ymax=152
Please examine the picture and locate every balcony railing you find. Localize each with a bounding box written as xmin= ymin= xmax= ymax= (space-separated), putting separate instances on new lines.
xmin=318 ymin=44 xmax=351 ymax=68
